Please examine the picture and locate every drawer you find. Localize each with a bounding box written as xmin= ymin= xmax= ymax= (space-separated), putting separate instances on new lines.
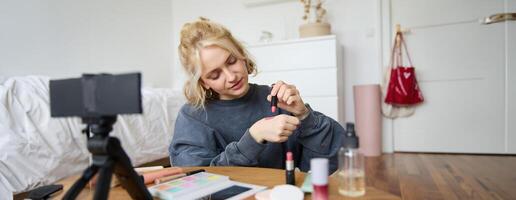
xmin=248 ymin=38 xmax=337 ymax=71
xmin=249 ymin=68 xmax=338 ymax=97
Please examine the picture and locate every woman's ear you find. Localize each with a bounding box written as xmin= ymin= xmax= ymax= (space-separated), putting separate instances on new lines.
xmin=244 ymin=59 xmax=252 ymax=74
xmin=200 ymin=79 xmax=210 ymax=90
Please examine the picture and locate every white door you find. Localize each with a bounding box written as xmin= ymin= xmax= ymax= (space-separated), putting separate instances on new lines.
xmin=389 ymin=0 xmax=515 ymax=153
xmin=509 ymin=0 xmax=516 ymax=153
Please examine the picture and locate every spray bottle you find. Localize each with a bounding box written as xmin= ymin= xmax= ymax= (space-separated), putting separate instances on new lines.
xmin=338 ymin=123 xmax=365 ymax=197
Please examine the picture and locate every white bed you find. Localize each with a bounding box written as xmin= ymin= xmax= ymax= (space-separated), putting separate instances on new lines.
xmin=0 ymin=76 xmax=185 ymax=198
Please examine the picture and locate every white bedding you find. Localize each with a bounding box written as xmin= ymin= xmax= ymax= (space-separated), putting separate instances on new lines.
xmin=0 ymin=76 xmax=184 ymax=197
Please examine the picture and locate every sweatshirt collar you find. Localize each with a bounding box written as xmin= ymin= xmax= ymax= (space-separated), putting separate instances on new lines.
xmin=210 ymin=83 xmax=256 ymax=106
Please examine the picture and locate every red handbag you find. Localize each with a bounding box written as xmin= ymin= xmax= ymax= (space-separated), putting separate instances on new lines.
xmin=384 ymin=32 xmax=424 ymax=105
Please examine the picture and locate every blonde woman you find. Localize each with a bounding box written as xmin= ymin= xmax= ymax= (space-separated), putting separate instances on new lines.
xmin=169 ymin=18 xmax=343 ymax=172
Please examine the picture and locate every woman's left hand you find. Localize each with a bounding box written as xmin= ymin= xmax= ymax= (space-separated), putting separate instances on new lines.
xmin=268 ymin=81 xmax=309 ymax=120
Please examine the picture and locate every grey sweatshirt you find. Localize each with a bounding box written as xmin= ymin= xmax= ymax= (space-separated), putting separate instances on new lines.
xmin=169 ymin=84 xmax=344 ymax=173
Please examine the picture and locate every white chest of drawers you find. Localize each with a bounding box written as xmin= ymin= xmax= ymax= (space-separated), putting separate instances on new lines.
xmin=247 ymin=35 xmax=344 ymax=125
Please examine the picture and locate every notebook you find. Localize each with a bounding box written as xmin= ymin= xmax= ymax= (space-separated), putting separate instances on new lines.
xmin=147 ymin=172 xmax=266 ymax=200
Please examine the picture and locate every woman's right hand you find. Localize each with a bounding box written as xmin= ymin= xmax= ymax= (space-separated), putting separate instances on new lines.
xmin=249 ymin=114 xmax=300 ymax=143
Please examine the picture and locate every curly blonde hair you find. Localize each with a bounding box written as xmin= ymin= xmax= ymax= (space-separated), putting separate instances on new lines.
xmin=178 ymin=18 xmax=257 ymax=108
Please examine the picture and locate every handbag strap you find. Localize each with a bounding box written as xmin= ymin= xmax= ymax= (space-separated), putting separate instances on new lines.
xmin=389 ymin=32 xmax=414 ymax=68
xmin=388 ymin=33 xmax=398 ymax=69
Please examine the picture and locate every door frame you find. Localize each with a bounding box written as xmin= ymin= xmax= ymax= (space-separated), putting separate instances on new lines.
xmin=377 ymin=0 xmax=395 ymax=153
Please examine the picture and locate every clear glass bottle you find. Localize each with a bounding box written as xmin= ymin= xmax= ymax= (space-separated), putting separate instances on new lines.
xmin=338 ymin=123 xmax=366 ymax=197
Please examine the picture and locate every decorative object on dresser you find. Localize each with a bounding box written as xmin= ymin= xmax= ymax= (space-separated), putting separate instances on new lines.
xmin=259 ymin=31 xmax=274 ymax=43
xmin=299 ymin=0 xmax=331 ymax=38
xmin=247 ymin=35 xmax=344 ymax=125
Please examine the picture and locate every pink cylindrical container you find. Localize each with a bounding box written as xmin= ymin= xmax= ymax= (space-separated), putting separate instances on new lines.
xmin=311 ymin=158 xmax=328 ymax=200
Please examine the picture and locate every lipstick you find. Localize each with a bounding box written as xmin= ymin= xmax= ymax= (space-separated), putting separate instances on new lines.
xmin=271 ymin=95 xmax=278 ymax=113
xmin=286 ymin=152 xmax=295 ymax=185
xmin=271 ymin=84 xmax=278 ymax=113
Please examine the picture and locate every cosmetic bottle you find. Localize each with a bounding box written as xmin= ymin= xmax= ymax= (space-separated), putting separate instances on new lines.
xmin=338 ymin=123 xmax=365 ymax=197
xmin=311 ymin=158 xmax=328 ymax=200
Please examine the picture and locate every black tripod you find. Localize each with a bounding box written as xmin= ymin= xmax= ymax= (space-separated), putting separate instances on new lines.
xmin=63 ymin=116 xmax=152 ymax=200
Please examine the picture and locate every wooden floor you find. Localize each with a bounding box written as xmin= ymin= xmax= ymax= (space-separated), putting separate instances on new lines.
xmin=367 ymin=153 xmax=516 ymax=200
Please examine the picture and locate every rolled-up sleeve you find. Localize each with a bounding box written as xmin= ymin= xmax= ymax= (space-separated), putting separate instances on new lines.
xmin=295 ymin=106 xmax=344 ymax=173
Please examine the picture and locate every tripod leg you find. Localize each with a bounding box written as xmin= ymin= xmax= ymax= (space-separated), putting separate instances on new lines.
xmin=63 ymin=165 xmax=99 ymax=200
xmin=80 ymin=117 xmax=152 ymax=200
xmin=93 ymin=159 xmax=114 ymax=200
xmin=109 ymin=137 xmax=152 ymax=200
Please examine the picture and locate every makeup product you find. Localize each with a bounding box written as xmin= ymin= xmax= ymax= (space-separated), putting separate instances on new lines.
xmin=154 ymin=169 xmax=205 ymax=184
xmin=135 ymin=166 xmax=164 ymax=174
xmin=311 ymin=158 xmax=329 ymax=200
xmin=286 ymin=152 xmax=295 ymax=185
xmin=271 ymin=96 xmax=278 ymax=113
xmin=90 ymin=167 xmax=182 ymax=187
xmin=338 ymin=123 xmax=365 ymax=197
xmin=141 ymin=167 xmax=184 ymax=184
xmin=300 ymin=173 xmax=313 ymax=193
xmin=148 ymin=172 xmax=266 ymax=200
xmin=270 ymin=185 xmax=304 ymax=200
xmin=271 ymin=84 xmax=278 ymax=113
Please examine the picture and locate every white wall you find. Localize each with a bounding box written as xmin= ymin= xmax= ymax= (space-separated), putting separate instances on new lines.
xmin=0 ymin=0 xmax=388 ymax=151
xmin=0 ymin=0 xmax=173 ymax=87
xmin=171 ymin=0 xmax=382 ymax=124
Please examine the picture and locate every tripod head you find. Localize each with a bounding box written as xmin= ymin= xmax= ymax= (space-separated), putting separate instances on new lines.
xmin=83 ymin=116 xmax=117 ymax=155
xmin=82 ymin=116 xmax=116 ymax=137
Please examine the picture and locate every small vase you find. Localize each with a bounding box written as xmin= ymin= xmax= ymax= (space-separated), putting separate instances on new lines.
xmin=299 ymin=22 xmax=331 ymax=38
